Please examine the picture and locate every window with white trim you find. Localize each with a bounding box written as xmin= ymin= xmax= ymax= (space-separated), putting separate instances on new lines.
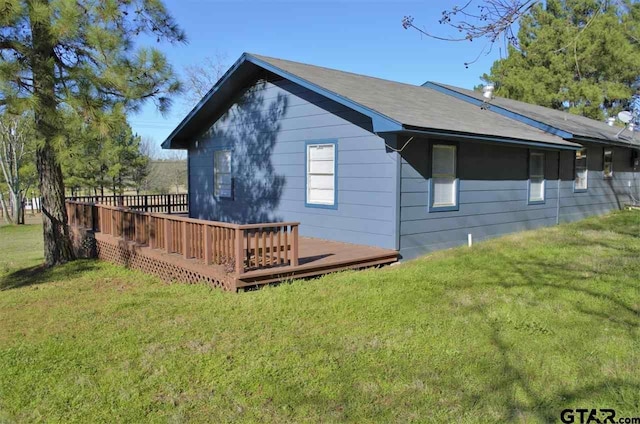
xmin=306 ymin=143 xmax=336 ymax=206
xmin=431 ymin=145 xmax=457 ymax=208
xmin=529 ymin=152 xmax=545 ymax=203
xmin=575 ymin=148 xmax=588 ymax=190
xmin=603 ymin=149 xmax=613 ymax=178
xmin=214 ymin=149 xmax=232 ymax=198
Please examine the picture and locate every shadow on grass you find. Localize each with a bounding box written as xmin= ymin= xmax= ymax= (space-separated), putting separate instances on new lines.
xmin=467 ymin=320 xmax=640 ymax=423
xmin=574 ymin=210 xmax=640 ymax=239
xmin=0 ymin=259 xmax=98 ymax=291
xmin=426 ymin=215 xmax=640 ymax=421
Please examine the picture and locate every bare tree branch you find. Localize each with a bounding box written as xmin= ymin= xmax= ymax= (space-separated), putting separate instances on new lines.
xmin=403 ymin=0 xmax=539 ymax=66
xmin=182 ymin=53 xmax=228 ymax=108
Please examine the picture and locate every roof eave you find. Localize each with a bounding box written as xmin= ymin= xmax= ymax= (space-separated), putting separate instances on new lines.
xmin=161 ymin=53 xmax=253 ymax=150
xmin=396 ymin=126 xmax=582 ymax=151
xmin=162 ymin=53 xmax=404 ymax=149
xmin=571 ymin=135 xmax=640 ymax=149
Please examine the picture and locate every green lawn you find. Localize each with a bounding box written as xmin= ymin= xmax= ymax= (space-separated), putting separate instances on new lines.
xmin=1 ymin=213 xmax=639 ymax=423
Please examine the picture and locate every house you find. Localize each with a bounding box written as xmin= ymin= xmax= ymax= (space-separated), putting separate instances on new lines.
xmin=162 ymin=53 xmax=640 ymax=260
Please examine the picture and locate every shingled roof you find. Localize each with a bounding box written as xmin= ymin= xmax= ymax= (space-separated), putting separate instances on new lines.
xmin=248 ymin=54 xmax=575 ymax=148
xmin=425 ymin=82 xmax=640 ymax=147
xmin=164 ymin=53 xmax=637 ymax=150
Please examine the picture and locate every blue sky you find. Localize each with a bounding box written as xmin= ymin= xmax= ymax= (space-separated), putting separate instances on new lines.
xmin=131 ymin=0 xmax=506 ymax=154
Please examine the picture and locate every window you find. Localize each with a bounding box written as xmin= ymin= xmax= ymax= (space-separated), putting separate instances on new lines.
xmin=431 ymin=144 xmax=458 ymax=210
xmin=575 ymin=148 xmax=588 ymax=191
xmin=529 ymin=152 xmax=545 ymax=203
xmin=214 ymin=149 xmax=232 ymax=198
xmin=603 ymin=149 xmax=613 ymax=178
xmin=306 ymin=142 xmax=336 ymax=207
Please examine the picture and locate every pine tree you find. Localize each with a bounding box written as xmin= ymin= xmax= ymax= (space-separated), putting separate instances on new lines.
xmin=0 ymin=0 xmax=184 ymax=265
xmin=481 ymin=0 xmax=640 ymax=120
xmin=104 ymin=117 xmax=146 ymax=195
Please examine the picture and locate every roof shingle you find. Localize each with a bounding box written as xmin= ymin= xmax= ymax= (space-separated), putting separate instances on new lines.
xmin=250 ymin=54 xmax=578 ymax=148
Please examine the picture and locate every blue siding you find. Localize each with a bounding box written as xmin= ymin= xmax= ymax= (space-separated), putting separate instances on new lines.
xmin=188 ymin=77 xmax=399 ymax=249
xmin=185 ymin=75 xmax=639 ymax=260
xmin=399 ymin=139 xmax=639 ymax=259
xmin=558 ymin=144 xmax=636 ymax=222
xmin=399 ymin=140 xmax=561 ymax=259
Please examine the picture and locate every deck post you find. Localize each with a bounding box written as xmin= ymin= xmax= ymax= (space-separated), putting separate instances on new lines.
xmin=133 ymin=213 xmax=139 ymax=244
xmin=120 ymin=209 xmax=126 ymax=241
xmin=291 ymin=224 xmax=299 ymax=267
xmin=91 ymin=204 xmax=98 ymax=231
xmin=149 ymin=217 xmax=156 ymax=248
xmin=165 ymin=218 xmax=173 ymax=254
xmin=204 ymin=225 xmax=212 ymax=265
xmin=182 ymin=221 xmax=191 ymax=259
xmin=235 ymin=228 xmax=244 ymax=274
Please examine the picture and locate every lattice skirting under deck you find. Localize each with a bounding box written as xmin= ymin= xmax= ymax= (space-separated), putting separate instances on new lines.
xmin=69 ymin=227 xmax=236 ymax=291
xmin=95 ymin=239 xmax=236 ymax=291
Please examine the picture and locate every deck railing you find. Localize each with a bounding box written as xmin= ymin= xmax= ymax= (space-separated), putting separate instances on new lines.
xmin=65 ymin=194 xmax=188 ymax=214
xmin=65 ymin=200 xmax=299 ymax=274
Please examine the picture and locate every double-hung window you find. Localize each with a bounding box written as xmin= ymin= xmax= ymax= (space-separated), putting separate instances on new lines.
xmin=430 ymin=144 xmax=458 ymax=210
xmin=603 ymin=149 xmax=613 ymax=179
xmin=528 ymin=152 xmax=545 ymax=203
xmin=306 ymin=142 xmax=336 ymax=207
xmin=575 ymin=148 xmax=588 ymax=191
xmin=214 ymin=149 xmax=233 ymax=199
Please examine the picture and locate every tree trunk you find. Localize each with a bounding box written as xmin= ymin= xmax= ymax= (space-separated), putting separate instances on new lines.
xmin=18 ymin=193 xmax=25 ymax=225
xmin=30 ymin=0 xmax=74 ymax=265
xmin=36 ymin=142 xmax=74 ymax=265
xmin=10 ymin=190 xmax=20 ymax=224
xmin=0 ymin=191 xmax=13 ymax=225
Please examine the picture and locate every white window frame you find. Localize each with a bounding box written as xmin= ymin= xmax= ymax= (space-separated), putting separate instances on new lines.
xmin=430 ymin=144 xmax=458 ymax=210
xmin=575 ymin=148 xmax=588 ymax=191
xmin=306 ymin=142 xmax=336 ymax=207
xmin=528 ymin=151 xmax=545 ymax=204
xmin=214 ymin=149 xmax=233 ymax=199
xmin=603 ymin=149 xmax=613 ymax=179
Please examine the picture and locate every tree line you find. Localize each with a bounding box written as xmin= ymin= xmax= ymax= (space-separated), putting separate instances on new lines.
xmin=0 ymin=110 xmax=187 ymax=224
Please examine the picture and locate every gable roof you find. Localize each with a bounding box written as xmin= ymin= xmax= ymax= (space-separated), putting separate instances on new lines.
xmin=162 ymin=53 xmax=585 ymax=150
xmin=425 ymin=82 xmax=640 ymax=147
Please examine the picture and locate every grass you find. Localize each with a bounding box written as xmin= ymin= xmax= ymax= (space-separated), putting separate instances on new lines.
xmin=1 ymin=213 xmax=639 ymax=423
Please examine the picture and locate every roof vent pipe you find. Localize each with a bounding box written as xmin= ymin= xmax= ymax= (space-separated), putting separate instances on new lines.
xmin=482 ymin=84 xmax=494 ymax=100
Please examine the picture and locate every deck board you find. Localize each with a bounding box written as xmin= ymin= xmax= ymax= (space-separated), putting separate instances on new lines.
xmin=237 ymin=237 xmax=398 ymax=286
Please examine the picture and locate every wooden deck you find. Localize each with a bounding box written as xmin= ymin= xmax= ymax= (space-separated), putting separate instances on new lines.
xmin=66 ymin=200 xmax=398 ymax=291
xmin=236 ymin=237 xmax=398 ymax=287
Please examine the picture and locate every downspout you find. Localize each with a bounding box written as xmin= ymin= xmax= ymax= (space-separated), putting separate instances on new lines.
xmin=395 ymin=147 xmax=401 ymax=252
xmin=556 ymin=151 xmax=561 ymax=225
